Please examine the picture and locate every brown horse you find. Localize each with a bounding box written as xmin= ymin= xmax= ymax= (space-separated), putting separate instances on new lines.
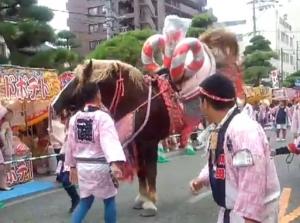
xmin=51 ymin=60 xmax=172 ymax=216
xmin=51 ymin=29 xmax=241 ymax=217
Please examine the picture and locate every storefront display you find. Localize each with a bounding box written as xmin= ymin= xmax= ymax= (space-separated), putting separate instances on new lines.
xmin=0 ymin=65 xmax=61 ymax=186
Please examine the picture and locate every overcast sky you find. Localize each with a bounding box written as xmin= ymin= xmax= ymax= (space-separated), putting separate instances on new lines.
xmin=38 ymin=0 xmax=300 ymax=33
xmin=208 ymin=0 xmax=300 ymax=31
xmin=38 ymin=0 xmax=68 ymax=31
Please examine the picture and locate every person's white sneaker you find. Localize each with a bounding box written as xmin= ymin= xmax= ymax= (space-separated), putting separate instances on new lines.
xmin=276 ymin=138 xmax=280 ymax=142
xmin=281 ymin=138 xmax=286 ymax=141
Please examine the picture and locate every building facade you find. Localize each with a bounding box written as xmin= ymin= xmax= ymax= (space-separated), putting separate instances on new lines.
xmin=67 ymin=0 xmax=207 ymax=56
xmin=217 ymin=6 xmax=297 ymax=80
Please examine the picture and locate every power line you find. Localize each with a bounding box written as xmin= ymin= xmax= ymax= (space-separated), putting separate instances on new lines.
xmin=50 ymin=8 xmax=106 ymax=18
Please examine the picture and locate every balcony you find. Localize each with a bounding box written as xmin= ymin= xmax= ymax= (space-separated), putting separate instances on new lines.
xmin=178 ymin=0 xmax=206 ymax=10
xmin=140 ymin=14 xmax=156 ymax=29
xmin=179 ymin=3 xmax=200 ymax=16
xmin=139 ymin=0 xmax=156 ymax=17
xmin=118 ymin=0 xmax=134 ymax=15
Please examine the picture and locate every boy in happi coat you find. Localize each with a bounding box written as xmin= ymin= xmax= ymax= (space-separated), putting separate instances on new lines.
xmin=189 ymin=74 xmax=280 ymax=223
xmin=274 ymin=101 xmax=288 ymax=141
xmin=65 ymin=81 xmax=126 ymax=223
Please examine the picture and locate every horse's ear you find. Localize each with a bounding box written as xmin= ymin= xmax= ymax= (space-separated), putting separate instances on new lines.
xmin=82 ymin=59 xmax=93 ymax=84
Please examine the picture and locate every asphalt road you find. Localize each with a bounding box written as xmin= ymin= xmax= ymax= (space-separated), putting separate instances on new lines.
xmin=1 ymin=130 xmax=300 ymax=223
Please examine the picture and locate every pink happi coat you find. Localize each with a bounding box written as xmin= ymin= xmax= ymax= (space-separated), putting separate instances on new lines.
xmin=198 ymin=112 xmax=280 ymax=223
xmin=291 ymin=104 xmax=300 ymax=135
xmin=65 ymin=110 xmax=126 ymax=199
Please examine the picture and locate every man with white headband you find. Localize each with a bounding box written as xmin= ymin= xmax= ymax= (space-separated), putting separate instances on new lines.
xmin=189 ymin=74 xmax=280 ymax=223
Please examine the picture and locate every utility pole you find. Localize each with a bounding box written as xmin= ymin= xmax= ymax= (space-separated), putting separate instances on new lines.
xmin=280 ymin=48 xmax=284 ymax=88
xmin=297 ymin=41 xmax=299 ymax=71
xmin=252 ymin=0 xmax=257 ymax=36
xmin=104 ymin=0 xmax=113 ymax=40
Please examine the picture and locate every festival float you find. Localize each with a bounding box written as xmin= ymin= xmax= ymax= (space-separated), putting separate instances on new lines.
xmin=0 ymin=65 xmax=61 ymax=186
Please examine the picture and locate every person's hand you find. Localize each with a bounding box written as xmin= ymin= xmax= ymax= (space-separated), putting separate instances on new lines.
xmin=189 ymin=178 xmax=204 ymax=195
xmin=69 ymin=167 xmax=78 ymax=185
xmin=110 ymin=162 xmax=123 ymax=180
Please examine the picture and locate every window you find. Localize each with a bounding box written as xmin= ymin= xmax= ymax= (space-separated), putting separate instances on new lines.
xmin=290 ymin=55 xmax=294 ymax=65
xmin=88 ymin=6 xmax=103 ymax=15
xmin=281 ymin=32 xmax=285 ymax=43
xmin=89 ymin=40 xmax=101 ymax=50
xmin=290 ymin=37 xmax=294 ymax=47
xmin=89 ymin=24 xmax=101 ymax=33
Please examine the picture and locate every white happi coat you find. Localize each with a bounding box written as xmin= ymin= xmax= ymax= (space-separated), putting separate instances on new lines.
xmin=65 ymin=109 xmax=126 ymax=199
xmin=198 ymin=110 xmax=280 ymax=223
xmin=291 ymin=104 xmax=300 ymax=136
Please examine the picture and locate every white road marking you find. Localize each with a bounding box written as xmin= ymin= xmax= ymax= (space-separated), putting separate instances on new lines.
xmin=187 ymin=191 xmax=212 ymax=204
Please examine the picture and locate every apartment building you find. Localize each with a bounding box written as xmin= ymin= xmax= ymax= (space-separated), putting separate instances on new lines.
xmin=67 ymin=0 xmax=207 ymax=56
xmin=217 ymin=7 xmax=297 ymax=81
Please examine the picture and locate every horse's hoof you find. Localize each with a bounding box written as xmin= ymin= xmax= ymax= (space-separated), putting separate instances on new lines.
xmin=140 ymin=208 xmax=157 ymax=217
xmin=133 ymin=200 xmax=144 ymax=210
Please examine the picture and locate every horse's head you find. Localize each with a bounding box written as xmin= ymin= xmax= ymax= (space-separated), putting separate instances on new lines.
xmin=51 ymin=59 xmax=147 ymax=120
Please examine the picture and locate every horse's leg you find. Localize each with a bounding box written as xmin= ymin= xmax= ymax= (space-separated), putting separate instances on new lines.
xmin=133 ymin=143 xmax=148 ymax=210
xmin=141 ymin=140 xmax=159 ymax=217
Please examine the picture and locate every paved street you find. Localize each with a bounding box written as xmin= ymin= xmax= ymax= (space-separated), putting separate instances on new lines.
xmin=1 ymin=130 xmax=300 ymax=223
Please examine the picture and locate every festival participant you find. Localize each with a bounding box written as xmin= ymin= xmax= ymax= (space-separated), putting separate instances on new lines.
xmin=189 ymin=74 xmax=280 ymax=223
xmin=0 ymin=106 xmax=14 ymax=191
xmin=291 ymin=99 xmax=300 ymax=138
xmin=50 ymin=113 xmax=80 ymax=214
xmin=274 ymin=101 xmax=288 ymax=141
xmin=65 ymin=81 xmax=126 ymax=223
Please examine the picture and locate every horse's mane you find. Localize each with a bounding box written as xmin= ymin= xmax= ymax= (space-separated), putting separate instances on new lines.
xmin=74 ymin=59 xmax=146 ymax=90
xmin=200 ymin=29 xmax=239 ymax=66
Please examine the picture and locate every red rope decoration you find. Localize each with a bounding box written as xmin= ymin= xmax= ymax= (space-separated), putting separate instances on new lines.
xmin=109 ymin=71 xmax=125 ymax=115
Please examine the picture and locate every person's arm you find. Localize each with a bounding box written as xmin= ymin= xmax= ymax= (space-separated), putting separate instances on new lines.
xmin=99 ymin=112 xmax=126 ymax=163
xmin=272 ymin=140 xmax=300 ymax=156
xmin=197 ymin=162 xmax=210 ymax=187
xmin=231 ymin=128 xmax=268 ymax=222
xmin=0 ymin=123 xmax=7 ymax=148
xmin=64 ymin=118 xmax=76 ymax=168
xmin=190 ymin=162 xmax=209 ymax=194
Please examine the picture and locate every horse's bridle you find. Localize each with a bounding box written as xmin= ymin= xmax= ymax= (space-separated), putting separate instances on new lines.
xmin=109 ymin=70 xmax=125 ymax=115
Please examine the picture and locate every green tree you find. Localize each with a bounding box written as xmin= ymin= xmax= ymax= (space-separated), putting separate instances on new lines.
xmin=243 ymin=35 xmax=277 ymax=86
xmin=0 ymin=0 xmax=55 ymax=65
xmin=187 ymin=12 xmax=217 ymax=38
xmin=56 ymin=30 xmax=80 ymax=49
xmin=0 ymin=0 xmax=81 ymax=72
xmin=28 ymin=48 xmax=80 ymax=72
xmin=283 ymin=71 xmax=300 ymax=88
xmin=88 ymin=29 xmax=154 ymax=69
